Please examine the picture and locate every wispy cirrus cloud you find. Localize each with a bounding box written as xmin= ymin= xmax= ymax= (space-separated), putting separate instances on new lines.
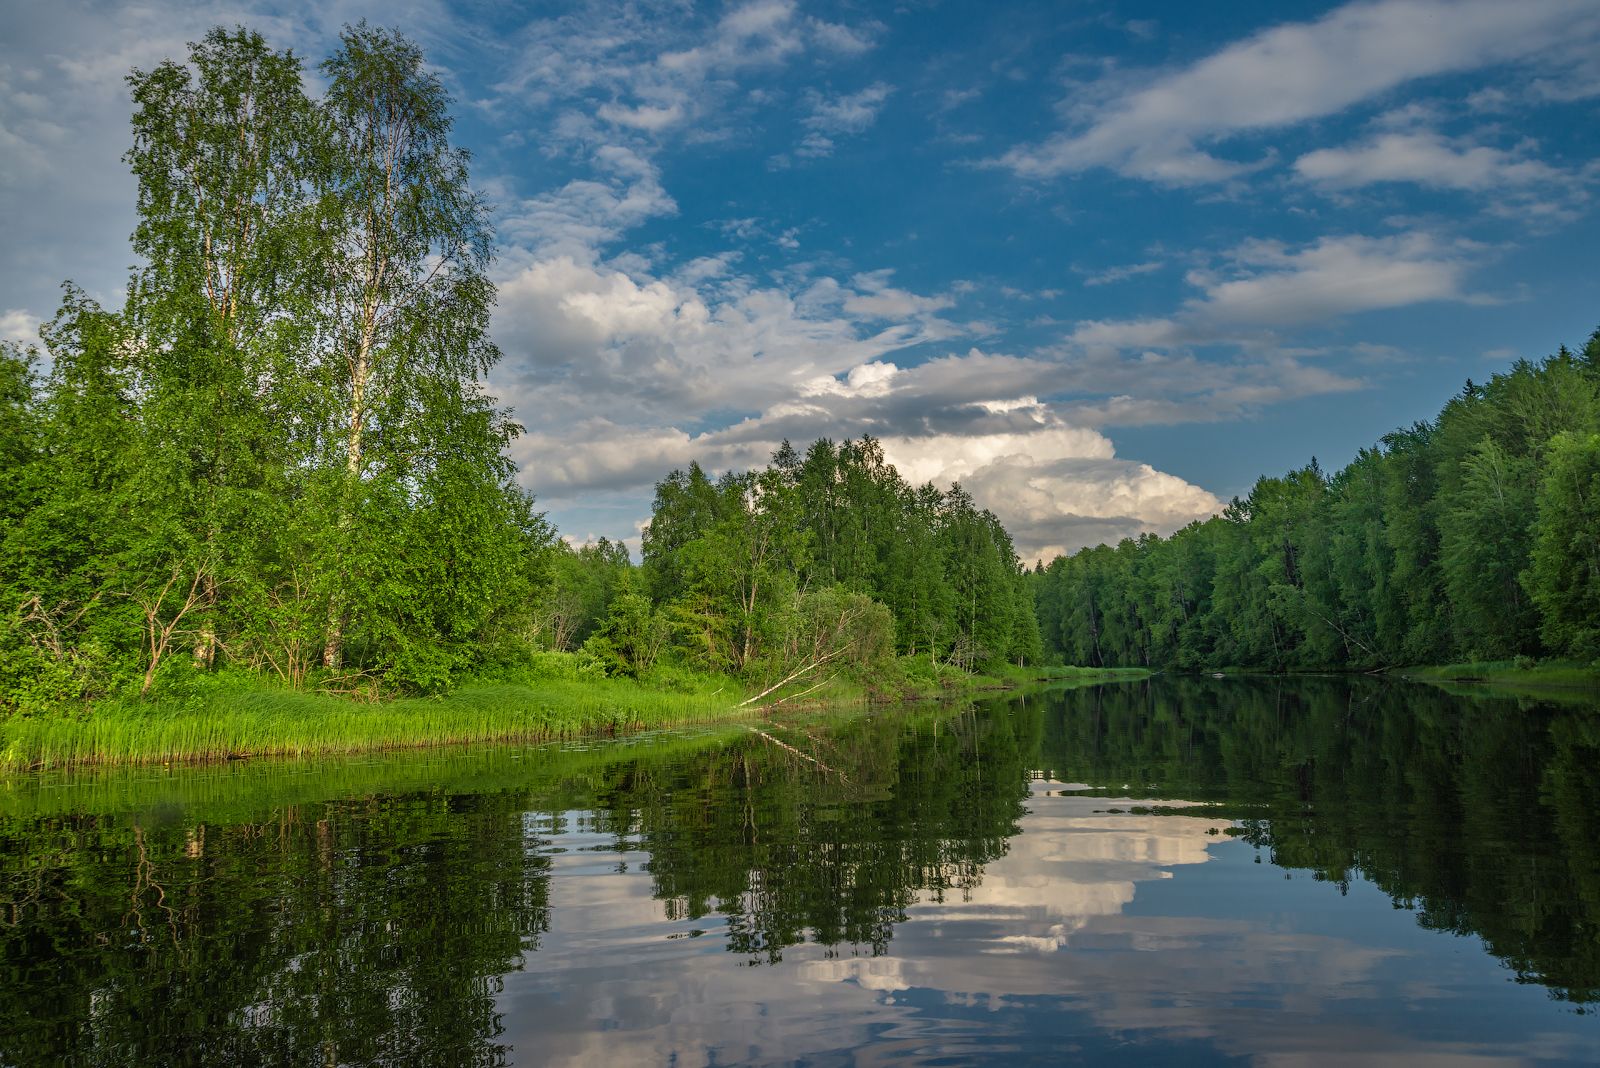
xmin=998 ymin=0 xmax=1600 ymax=185
xmin=794 ymin=81 xmax=893 ymax=157
xmin=498 ymin=145 xmax=677 ymax=264
xmin=492 ymin=0 xmax=881 ymax=147
xmin=1078 ymin=261 xmax=1164 ymax=288
xmin=1295 ymin=130 xmax=1563 ymax=190
xmin=1070 ymin=231 xmax=1480 ymax=352
xmin=1292 ymin=128 xmax=1594 ymax=221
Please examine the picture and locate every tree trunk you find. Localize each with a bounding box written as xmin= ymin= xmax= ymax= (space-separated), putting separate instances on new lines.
xmin=324 ymin=326 xmax=373 ymax=671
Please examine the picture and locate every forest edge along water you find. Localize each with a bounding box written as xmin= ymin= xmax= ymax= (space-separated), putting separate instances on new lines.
xmin=0 ymin=665 xmax=1145 ymax=772
xmin=8 ymin=23 xmax=1600 ymax=778
xmin=2 ymin=676 xmax=1598 ymax=1065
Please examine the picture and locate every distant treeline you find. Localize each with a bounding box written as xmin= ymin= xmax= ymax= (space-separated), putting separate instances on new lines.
xmin=1033 ymin=336 xmax=1600 ymax=670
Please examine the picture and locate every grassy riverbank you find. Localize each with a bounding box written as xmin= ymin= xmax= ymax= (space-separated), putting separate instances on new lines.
xmin=0 ymin=656 xmax=1142 ymax=773
xmin=1394 ymin=659 xmax=1600 ymax=694
xmin=0 ymin=674 xmax=740 ymax=773
xmin=0 ymin=696 xmax=1009 ymax=821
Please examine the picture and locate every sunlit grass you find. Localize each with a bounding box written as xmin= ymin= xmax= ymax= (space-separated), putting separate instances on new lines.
xmin=0 ymin=675 xmax=743 ymax=772
xmin=0 ymin=725 xmax=748 ymax=821
xmin=0 ymin=698 xmax=992 ymax=821
xmin=0 ymin=654 xmax=1100 ymax=773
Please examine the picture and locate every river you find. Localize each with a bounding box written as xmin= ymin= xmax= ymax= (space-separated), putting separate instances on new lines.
xmin=3 ymin=676 xmax=1598 ymax=1065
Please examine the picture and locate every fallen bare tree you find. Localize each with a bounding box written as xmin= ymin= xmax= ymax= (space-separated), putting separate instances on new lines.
xmin=737 ymin=587 xmax=892 ymax=708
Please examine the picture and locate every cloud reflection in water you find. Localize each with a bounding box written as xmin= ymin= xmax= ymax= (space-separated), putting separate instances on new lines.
xmin=496 ymin=779 xmax=1595 ymax=1066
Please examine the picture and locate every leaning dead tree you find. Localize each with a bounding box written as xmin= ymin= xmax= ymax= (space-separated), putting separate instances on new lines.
xmin=736 ymin=590 xmax=893 ymax=708
xmin=735 ymin=645 xmax=852 ymax=708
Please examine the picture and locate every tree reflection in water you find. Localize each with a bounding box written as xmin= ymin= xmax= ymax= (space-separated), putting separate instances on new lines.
xmin=2 ymin=678 xmax=1597 ymax=1064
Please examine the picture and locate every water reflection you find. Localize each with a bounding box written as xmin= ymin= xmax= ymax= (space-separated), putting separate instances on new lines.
xmin=2 ymin=679 xmax=1598 ymax=1065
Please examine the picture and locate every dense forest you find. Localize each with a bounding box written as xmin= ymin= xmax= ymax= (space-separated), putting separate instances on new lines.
xmin=1033 ymin=337 xmax=1600 ymax=672
xmin=524 ymin=435 xmax=1042 ymax=685
xmin=0 ymin=25 xmax=1039 ymax=716
xmin=632 ymin=437 xmax=1041 ymax=675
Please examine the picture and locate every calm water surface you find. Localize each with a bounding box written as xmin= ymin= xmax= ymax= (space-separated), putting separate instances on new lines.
xmin=3 ymin=677 xmax=1599 ymax=1065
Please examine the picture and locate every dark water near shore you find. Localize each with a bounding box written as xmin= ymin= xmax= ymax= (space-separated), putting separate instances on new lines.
xmin=3 ymin=677 xmax=1600 ymax=1066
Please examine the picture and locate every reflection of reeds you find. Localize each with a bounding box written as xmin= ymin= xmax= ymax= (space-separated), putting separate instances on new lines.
xmin=0 ymin=727 xmax=746 ymax=829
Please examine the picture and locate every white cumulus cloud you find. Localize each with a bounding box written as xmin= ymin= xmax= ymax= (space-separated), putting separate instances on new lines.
xmin=0 ymin=309 xmax=42 ymax=347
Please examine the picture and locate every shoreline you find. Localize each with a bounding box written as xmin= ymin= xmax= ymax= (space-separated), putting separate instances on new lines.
xmin=1389 ymin=660 xmax=1600 ymax=698
xmin=0 ymin=664 xmax=1149 ymax=774
xmin=1161 ymin=662 xmax=1600 ymax=699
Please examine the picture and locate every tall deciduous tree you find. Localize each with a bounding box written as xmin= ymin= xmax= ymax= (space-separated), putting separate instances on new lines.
xmin=312 ymin=23 xmax=502 ymax=669
xmin=125 ymin=27 xmax=320 ymax=670
xmin=126 ymin=27 xmax=318 ymax=354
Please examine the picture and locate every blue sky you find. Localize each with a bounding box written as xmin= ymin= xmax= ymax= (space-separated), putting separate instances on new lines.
xmin=4 ymin=0 xmax=1599 ymax=560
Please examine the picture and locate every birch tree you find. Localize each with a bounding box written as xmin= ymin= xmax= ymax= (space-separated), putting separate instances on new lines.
xmin=124 ymin=28 xmax=319 ymax=669
xmin=312 ymin=23 xmax=501 ymax=668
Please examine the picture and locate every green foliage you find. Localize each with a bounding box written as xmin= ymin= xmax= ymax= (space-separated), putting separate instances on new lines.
xmin=530 ymin=537 xmax=631 ymax=652
xmin=639 ymin=436 xmax=1041 ymax=689
xmin=1526 ymin=431 xmax=1600 ymax=660
xmin=771 ymin=585 xmax=896 ymax=679
xmin=1 ymin=25 xmax=555 ymax=712
xmin=1440 ymin=438 xmax=1538 ymax=657
xmin=582 ymin=573 xmax=668 ymax=677
xmin=1034 ymin=335 xmax=1600 ymax=671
